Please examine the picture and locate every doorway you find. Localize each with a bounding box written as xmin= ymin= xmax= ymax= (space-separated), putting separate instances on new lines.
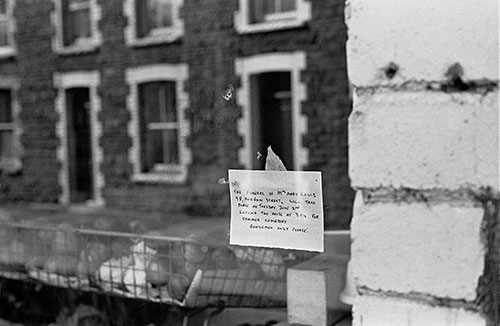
xmin=250 ymin=71 xmax=293 ymax=170
xmin=65 ymin=87 xmax=93 ymax=203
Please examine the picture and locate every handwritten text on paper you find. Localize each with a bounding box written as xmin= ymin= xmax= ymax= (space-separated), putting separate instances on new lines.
xmin=229 ymin=170 xmax=324 ymax=252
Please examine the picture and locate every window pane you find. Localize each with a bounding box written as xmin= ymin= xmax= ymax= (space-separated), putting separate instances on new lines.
xmin=0 ymin=130 xmax=13 ymax=158
xmin=160 ymin=82 xmax=177 ymax=123
xmin=0 ymin=0 xmax=7 ymax=15
xmin=140 ymin=82 xmax=160 ymax=123
xmin=249 ymin=0 xmax=296 ymax=23
xmin=147 ymin=0 xmax=173 ymax=29
xmin=0 ymin=20 xmax=9 ymax=47
xmin=162 ymin=129 xmax=179 ymax=164
xmin=280 ymin=0 xmax=296 ymax=12
xmin=145 ymin=129 xmax=163 ymax=171
xmin=62 ymin=0 xmax=72 ymax=46
xmin=249 ymin=0 xmax=270 ymax=24
xmin=158 ymin=0 xmax=173 ymax=28
xmin=144 ymin=129 xmax=179 ymax=170
xmin=71 ymin=8 xmax=91 ymax=40
xmin=0 ymin=89 xmax=11 ymax=123
xmin=136 ymin=0 xmax=149 ymax=37
xmin=140 ymin=82 xmax=176 ymax=123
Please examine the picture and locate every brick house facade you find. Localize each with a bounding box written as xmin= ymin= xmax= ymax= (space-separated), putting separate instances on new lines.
xmin=0 ymin=0 xmax=353 ymax=229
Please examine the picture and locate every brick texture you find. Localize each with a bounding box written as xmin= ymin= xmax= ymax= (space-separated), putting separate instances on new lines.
xmin=0 ymin=0 xmax=353 ymax=229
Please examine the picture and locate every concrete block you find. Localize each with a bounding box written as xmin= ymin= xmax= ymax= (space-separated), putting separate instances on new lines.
xmin=353 ymin=295 xmax=486 ymax=326
xmin=288 ymin=254 xmax=350 ymax=326
xmin=349 ymin=90 xmax=498 ymax=190
xmin=351 ymin=197 xmax=485 ymax=301
xmin=346 ymin=0 xmax=499 ymax=87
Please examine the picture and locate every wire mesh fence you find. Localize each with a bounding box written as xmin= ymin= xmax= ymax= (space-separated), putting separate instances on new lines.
xmin=0 ymin=221 xmax=316 ymax=309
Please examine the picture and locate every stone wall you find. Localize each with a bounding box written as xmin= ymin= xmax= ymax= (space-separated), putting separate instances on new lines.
xmin=346 ymin=0 xmax=499 ymax=324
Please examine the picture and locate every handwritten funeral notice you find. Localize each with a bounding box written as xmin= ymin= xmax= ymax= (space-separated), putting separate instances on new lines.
xmin=228 ymin=169 xmax=324 ymax=252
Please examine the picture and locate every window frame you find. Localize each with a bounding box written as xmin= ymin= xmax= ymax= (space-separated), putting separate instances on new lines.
xmin=0 ymin=77 xmax=21 ymax=174
xmin=51 ymin=0 xmax=102 ymax=54
xmin=0 ymin=0 xmax=16 ymax=58
xmin=139 ymin=81 xmax=181 ymax=173
xmin=123 ymin=0 xmax=184 ymax=47
xmin=126 ymin=64 xmax=191 ymax=184
xmin=235 ymin=52 xmax=308 ymax=170
xmin=234 ymin=0 xmax=311 ymax=34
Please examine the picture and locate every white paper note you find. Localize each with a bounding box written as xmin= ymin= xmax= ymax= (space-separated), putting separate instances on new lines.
xmin=228 ymin=169 xmax=324 ymax=252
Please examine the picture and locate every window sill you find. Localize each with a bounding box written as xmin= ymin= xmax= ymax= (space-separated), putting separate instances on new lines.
xmin=235 ymin=17 xmax=307 ymax=34
xmin=0 ymin=158 xmax=22 ymax=175
xmin=264 ymin=11 xmax=299 ymax=22
xmin=127 ymin=28 xmax=183 ymax=47
xmin=131 ymin=169 xmax=187 ymax=184
xmin=0 ymin=46 xmax=16 ymax=58
xmin=54 ymin=39 xmax=101 ymax=55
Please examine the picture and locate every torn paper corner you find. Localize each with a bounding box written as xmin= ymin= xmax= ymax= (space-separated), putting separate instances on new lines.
xmin=265 ymin=146 xmax=287 ymax=172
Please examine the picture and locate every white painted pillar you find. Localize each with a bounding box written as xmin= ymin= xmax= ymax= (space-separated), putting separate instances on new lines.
xmin=346 ymin=0 xmax=499 ymax=325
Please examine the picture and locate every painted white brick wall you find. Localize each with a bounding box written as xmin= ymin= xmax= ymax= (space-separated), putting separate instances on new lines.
xmin=346 ymin=0 xmax=498 ymax=324
xmin=353 ymin=295 xmax=487 ymax=326
xmin=351 ymin=194 xmax=485 ymax=301
xmin=346 ymin=0 xmax=499 ymax=87
xmin=349 ymin=90 xmax=499 ymax=190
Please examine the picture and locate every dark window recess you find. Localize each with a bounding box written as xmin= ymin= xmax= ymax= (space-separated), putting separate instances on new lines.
xmin=0 ymin=89 xmax=14 ymax=160
xmin=251 ymin=71 xmax=293 ymax=170
xmin=0 ymin=21 xmax=8 ymax=47
xmin=136 ymin=0 xmax=173 ymax=38
xmin=138 ymin=81 xmax=179 ymax=173
xmin=0 ymin=0 xmax=6 ymax=14
xmin=0 ymin=0 xmax=9 ymax=47
xmin=62 ymin=0 xmax=91 ymax=46
xmin=0 ymin=89 xmax=11 ymax=123
xmin=249 ymin=0 xmax=296 ymax=24
xmin=66 ymin=88 xmax=93 ymax=203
